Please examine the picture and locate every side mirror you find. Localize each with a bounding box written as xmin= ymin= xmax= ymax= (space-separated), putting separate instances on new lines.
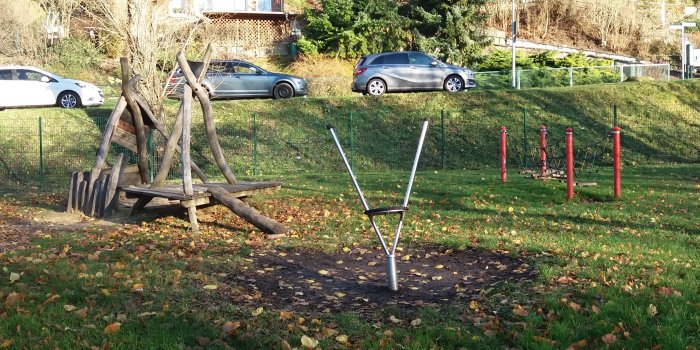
xmin=430 ymin=61 xmax=438 ymax=67
xmin=41 ymin=76 xmax=50 ymax=83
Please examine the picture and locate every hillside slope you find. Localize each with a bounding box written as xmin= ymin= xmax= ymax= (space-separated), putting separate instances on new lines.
xmin=1 ymin=80 xmax=699 ymax=189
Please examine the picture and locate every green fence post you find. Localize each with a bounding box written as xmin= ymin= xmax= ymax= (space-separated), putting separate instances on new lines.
xmin=148 ymin=129 xmax=154 ymax=182
xmin=522 ymin=109 xmax=528 ymax=168
xmin=39 ymin=116 xmax=44 ymax=189
xmin=349 ymin=111 xmax=354 ymax=170
xmin=441 ymin=109 xmax=446 ymax=169
xmin=253 ymin=112 xmax=258 ymax=176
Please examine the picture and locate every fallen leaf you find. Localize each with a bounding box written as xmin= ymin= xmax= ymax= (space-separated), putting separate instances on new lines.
xmin=532 ymin=336 xmax=556 ymax=345
xmin=513 ymin=304 xmax=528 ymax=316
xmin=602 ymin=333 xmax=617 ymax=344
xmin=318 ymin=270 xmax=329 ymax=276
xmin=0 ymin=340 xmax=14 ymax=349
xmin=469 ymin=300 xmax=479 ymax=310
xmin=336 ymin=334 xmax=348 ymax=342
xmin=251 ymin=307 xmax=264 ymax=317
xmin=138 ymin=312 xmax=157 ymax=317
xmin=131 ymin=283 xmax=144 ymax=292
xmin=300 ymin=335 xmax=318 ymax=348
xmin=411 ymin=318 xmax=422 ymax=326
xmin=568 ymin=302 xmax=581 ymax=312
xmin=281 ymin=340 xmax=292 ymax=350
xmin=103 ymin=322 xmax=121 ymax=335
xmin=203 ymin=284 xmax=218 ymax=290
xmin=9 ymin=272 xmax=19 ymax=283
xmin=647 ymin=304 xmax=657 ymax=317
xmin=566 ymin=339 xmax=587 ymax=350
xmin=63 ymin=304 xmax=78 ymax=312
xmin=279 ymin=311 xmax=294 ymax=320
xmin=389 ymin=315 xmax=402 ymax=323
xmin=591 ymin=305 xmax=601 ymax=315
xmin=77 ymin=308 xmax=88 ymax=319
xmin=196 ymin=337 xmax=211 ymax=346
xmin=223 ymin=321 xmax=241 ymax=335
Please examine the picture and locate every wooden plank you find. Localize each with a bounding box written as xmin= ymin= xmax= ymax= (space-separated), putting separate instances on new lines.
xmin=208 ymin=186 xmax=287 ymax=235
xmin=112 ymin=127 xmax=138 ymax=153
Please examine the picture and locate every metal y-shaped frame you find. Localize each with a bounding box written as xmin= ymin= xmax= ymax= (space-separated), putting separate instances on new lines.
xmin=328 ymin=119 xmax=429 ymax=291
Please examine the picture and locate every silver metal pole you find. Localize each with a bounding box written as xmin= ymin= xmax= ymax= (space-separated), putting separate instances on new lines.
xmin=386 ymin=254 xmax=398 ymax=291
xmin=328 ymin=126 xmax=370 ymax=211
xmin=402 ymin=119 xmax=429 ymax=207
xmin=682 ymin=27 xmax=686 ymax=80
xmin=511 ymin=0 xmax=517 ymax=88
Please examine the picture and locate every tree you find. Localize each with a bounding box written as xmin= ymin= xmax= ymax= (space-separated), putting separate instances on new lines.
xmin=302 ymin=0 xmax=410 ymax=58
xmin=402 ymin=0 xmax=491 ymax=66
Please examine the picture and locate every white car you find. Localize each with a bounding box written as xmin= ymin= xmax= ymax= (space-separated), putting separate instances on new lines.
xmin=0 ymin=66 xmax=104 ymax=109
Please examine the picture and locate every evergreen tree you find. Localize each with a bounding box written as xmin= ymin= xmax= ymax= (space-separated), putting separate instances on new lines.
xmin=402 ymin=0 xmax=491 ymax=66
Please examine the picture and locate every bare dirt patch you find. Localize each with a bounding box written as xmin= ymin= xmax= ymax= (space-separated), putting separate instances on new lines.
xmin=222 ymin=245 xmax=536 ymax=315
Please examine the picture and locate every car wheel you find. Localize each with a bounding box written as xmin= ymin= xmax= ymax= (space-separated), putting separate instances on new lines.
xmin=273 ymin=83 xmax=294 ymax=99
xmin=57 ymin=91 xmax=82 ymax=108
xmin=366 ymin=78 xmax=386 ymax=96
xmin=444 ymin=75 xmax=464 ymax=93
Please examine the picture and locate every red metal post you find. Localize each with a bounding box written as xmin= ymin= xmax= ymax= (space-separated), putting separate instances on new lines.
xmin=500 ymin=126 xmax=507 ymax=183
xmin=565 ymin=127 xmax=574 ymax=200
xmin=612 ymin=125 xmax=621 ymax=198
xmin=540 ymin=124 xmax=547 ymax=177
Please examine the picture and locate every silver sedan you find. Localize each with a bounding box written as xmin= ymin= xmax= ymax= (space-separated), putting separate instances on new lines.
xmin=166 ymin=60 xmax=308 ymax=100
xmin=351 ymin=52 xmax=476 ymax=96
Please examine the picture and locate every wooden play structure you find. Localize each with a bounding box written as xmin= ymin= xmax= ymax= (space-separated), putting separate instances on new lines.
xmin=67 ymin=45 xmax=287 ymax=236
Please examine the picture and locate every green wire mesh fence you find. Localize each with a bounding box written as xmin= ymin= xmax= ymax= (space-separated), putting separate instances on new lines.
xmin=1 ymin=104 xmax=698 ymax=192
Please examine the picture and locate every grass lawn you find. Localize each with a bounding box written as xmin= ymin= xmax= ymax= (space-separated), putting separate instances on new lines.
xmin=1 ymin=164 xmax=698 ymax=349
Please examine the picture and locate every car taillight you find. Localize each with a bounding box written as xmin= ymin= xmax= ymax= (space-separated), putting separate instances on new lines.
xmin=353 ymin=67 xmax=367 ymax=77
xmin=168 ymin=77 xmax=177 ymax=84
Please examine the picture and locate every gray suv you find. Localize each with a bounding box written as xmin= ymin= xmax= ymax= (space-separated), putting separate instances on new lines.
xmin=351 ymin=51 xmax=476 ymax=96
xmin=166 ymin=59 xmax=308 ymax=100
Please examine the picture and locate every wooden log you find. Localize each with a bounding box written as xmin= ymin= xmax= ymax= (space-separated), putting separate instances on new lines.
xmin=87 ymin=175 xmax=105 ymax=217
xmin=71 ymin=172 xmax=85 ymax=211
xmin=87 ymin=96 xmax=127 ymax=209
xmin=67 ymin=171 xmax=80 ymax=212
xmin=208 ymin=186 xmax=287 ymax=236
xmin=103 ymin=153 xmax=124 ymax=218
xmin=176 ymin=51 xmax=237 ymax=185
xmin=96 ymin=174 xmax=109 ymax=218
xmin=120 ymin=59 xmax=149 ymax=184
xmin=181 ymin=84 xmax=199 ymax=232
xmin=133 ymin=96 xmax=208 ymax=183
xmin=77 ymin=180 xmax=87 ymax=213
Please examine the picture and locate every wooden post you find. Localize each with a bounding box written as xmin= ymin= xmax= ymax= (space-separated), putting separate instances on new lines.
xmin=120 ymin=58 xmax=149 ymax=184
xmin=86 ymin=96 xmax=127 ymax=210
xmin=176 ymin=51 xmax=237 ymax=185
xmin=565 ymin=128 xmax=574 ymax=200
xmin=103 ymin=153 xmax=124 ymax=217
xmin=182 ymin=84 xmax=199 ymax=232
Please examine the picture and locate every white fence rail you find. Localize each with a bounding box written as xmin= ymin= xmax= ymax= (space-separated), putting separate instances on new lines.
xmin=474 ymin=64 xmax=671 ymax=90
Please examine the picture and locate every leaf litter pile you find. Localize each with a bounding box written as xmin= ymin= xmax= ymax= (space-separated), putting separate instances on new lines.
xmin=222 ymin=245 xmax=536 ymax=314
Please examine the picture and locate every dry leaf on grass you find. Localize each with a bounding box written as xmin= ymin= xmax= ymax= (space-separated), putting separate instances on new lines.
xmin=602 ymin=333 xmax=617 ymax=344
xmin=103 ymin=322 xmax=121 ymax=335
xmin=301 ymin=335 xmax=318 ymax=348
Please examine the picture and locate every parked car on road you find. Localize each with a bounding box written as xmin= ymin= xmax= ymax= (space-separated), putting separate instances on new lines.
xmin=166 ymin=59 xmax=308 ymax=100
xmin=351 ymin=51 xmax=476 ymax=96
xmin=0 ymin=66 xmax=104 ymax=109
